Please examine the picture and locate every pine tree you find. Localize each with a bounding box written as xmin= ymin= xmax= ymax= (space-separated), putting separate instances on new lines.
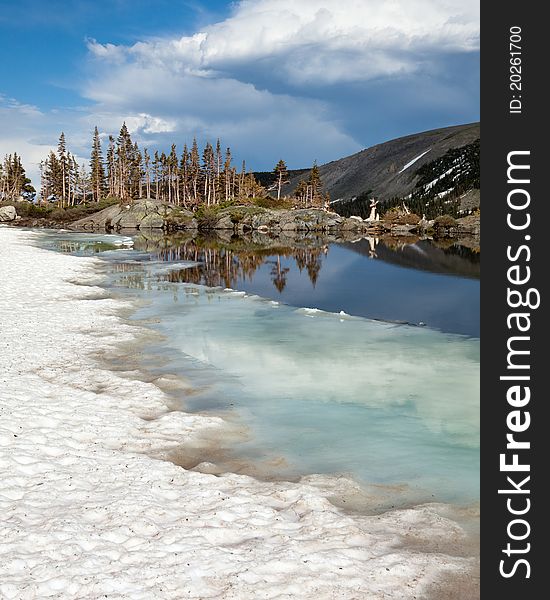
xmin=44 ymin=150 xmax=61 ymax=202
xmin=159 ymin=152 xmax=167 ymax=201
xmin=179 ymin=145 xmax=190 ymax=207
xmin=115 ymin=122 xmax=135 ymax=202
xmin=38 ymin=160 xmax=46 ymax=204
xmin=307 ymin=161 xmax=323 ymax=208
xmin=190 ymin=138 xmax=201 ymax=205
xmin=90 ymin=126 xmax=106 ymax=202
xmin=202 ymin=142 xmax=214 ymax=206
xmin=57 ymin=132 xmax=68 ymax=207
xmin=130 ymin=142 xmax=142 ymax=200
xmin=143 ymin=148 xmax=151 ymax=199
xmin=223 ymin=147 xmax=233 ymax=202
xmin=68 ymin=153 xmax=79 ymax=206
xmin=0 ymin=154 xmax=35 ymax=201
xmin=238 ymin=160 xmax=246 ymax=198
xmin=294 ymin=180 xmax=308 ymax=207
xmin=153 ymin=151 xmax=161 ymax=200
xmin=33 ymin=122 xmax=338 ymax=213
xmin=272 ymin=159 xmax=289 ymax=201
xmin=79 ymin=164 xmax=90 ymax=204
xmin=106 ymin=136 xmax=116 ymax=198
xmin=168 ymin=144 xmax=178 ymax=204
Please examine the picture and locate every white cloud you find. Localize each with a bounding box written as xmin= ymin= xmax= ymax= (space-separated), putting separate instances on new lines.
xmin=0 ymin=96 xmax=89 ymax=188
xmin=1 ymin=0 xmax=479 ymax=190
xmin=78 ymin=61 xmax=362 ymax=169
xmin=76 ymin=0 xmax=478 ymax=172
xmin=0 ymin=96 xmax=52 ymax=186
xmin=0 ymin=94 xmax=43 ymax=119
xmin=90 ymin=0 xmax=479 ymax=84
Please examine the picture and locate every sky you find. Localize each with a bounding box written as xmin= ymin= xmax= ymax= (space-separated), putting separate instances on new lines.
xmin=0 ymin=0 xmax=479 ymax=188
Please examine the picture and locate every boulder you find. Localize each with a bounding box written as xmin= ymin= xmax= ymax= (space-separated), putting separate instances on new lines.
xmin=0 ymin=205 xmax=17 ymax=222
xmin=70 ymin=204 xmax=123 ymax=230
xmin=165 ymin=209 xmax=197 ymax=230
xmin=390 ymin=224 xmax=417 ymax=235
xmin=251 ymin=211 xmax=280 ymax=230
xmin=457 ymin=215 xmax=480 ymax=236
xmin=69 ymin=200 xmax=196 ymax=231
xmin=214 ymin=214 xmax=236 ymax=230
xmin=139 ymin=213 xmax=165 ymax=229
xmin=342 ymin=217 xmax=365 ymax=231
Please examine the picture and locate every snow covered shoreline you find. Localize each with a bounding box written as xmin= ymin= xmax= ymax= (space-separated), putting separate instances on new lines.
xmin=0 ymin=226 xmax=478 ymax=599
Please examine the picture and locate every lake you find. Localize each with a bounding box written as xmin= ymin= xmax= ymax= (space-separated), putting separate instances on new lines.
xmin=37 ymin=229 xmax=480 ymax=508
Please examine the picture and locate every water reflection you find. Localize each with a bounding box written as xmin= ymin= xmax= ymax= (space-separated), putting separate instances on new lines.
xmin=133 ymin=230 xmax=479 ymax=295
xmin=346 ymin=237 xmax=480 ymax=280
xmin=53 ymin=239 xmax=122 ymax=254
xmin=155 ymin=239 xmax=327 ymax=291
xmin=43 ymin=228 xmax=480 ymax=335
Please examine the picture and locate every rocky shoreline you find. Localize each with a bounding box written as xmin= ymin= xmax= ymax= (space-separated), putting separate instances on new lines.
xmin=4 ymin=199 xmax=480 ymax=240
xmin=67 ymin=200 xmax=480 ymax=239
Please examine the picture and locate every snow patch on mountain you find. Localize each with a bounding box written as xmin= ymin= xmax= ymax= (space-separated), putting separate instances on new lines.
xmin=398 ymin=149 xmax=431 ymax=173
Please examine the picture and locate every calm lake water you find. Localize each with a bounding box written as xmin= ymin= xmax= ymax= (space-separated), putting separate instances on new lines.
xmin=37 ymin=229 xmax=480 ymax=506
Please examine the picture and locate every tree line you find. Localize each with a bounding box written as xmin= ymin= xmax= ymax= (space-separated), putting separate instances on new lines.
xmin=39 ymin=124 xmax=328 ymax=210
xmin=0 ymin=154 xmax=36 ymax=202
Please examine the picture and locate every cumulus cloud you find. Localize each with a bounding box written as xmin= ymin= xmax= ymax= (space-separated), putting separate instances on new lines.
xmin=2 ymin=0 xmax=479 ymax=188
xmin=79 ymin=0 xmax=478 ymax=171
xmin=89 ymin=0 xmax=479 ymax=85
xmin=79 ymin=60 xmax=362 ymax=169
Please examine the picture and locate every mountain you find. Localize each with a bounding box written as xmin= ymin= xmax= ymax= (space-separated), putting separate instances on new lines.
xmin=256 ymin=122 xmax=480 ymax=217
xmin=344 ymin=238 xmax=480 ymax=280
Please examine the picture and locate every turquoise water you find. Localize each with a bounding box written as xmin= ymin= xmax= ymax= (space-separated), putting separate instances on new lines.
xmin=37 ymin=230 xmax=480 ymax=506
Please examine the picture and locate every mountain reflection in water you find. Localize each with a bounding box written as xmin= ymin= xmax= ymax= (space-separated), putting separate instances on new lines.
xmin=126 ymin=231 xmax=480 ymax=336
xmin=138 ymin=232 xmax=479 ymax=287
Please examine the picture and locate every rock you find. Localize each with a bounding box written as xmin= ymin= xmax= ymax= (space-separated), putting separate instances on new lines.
xmin=139 ymin=213 xmax=165 ymax=229
xmin=165 ymin=209 xmax=197 ymax=230
xmin=67 ymin=200 xmax=450 ymax=238
xmin=342 ymin=217 xmax=365 ymax=231
xmin=70 ymin=204 xmax=122 ymax=230
xmin=277 ymin=208 xmax=341 ymax=232
xmin=116 ymin=212 xmax=142 ymax=229
xmin=457 ymin=215 xmax=480 ymax=236
xmin=0 ymin=206 xmax=17 ymax=222
xmin=214 ymin=214 xmax=236 ymax=230
xmin=251 ymin=211 xmax=280 ymax=230
xmin=391 ymin=224 xmax=417 ymax=235
xmin=69 ymin=200 xmax=194 ymax=232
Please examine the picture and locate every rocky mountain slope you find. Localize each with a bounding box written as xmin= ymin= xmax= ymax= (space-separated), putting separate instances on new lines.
xmin=256 ymin=122 xmax=480 ymax=217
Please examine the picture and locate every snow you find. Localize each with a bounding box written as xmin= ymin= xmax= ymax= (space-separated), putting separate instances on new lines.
xmin=424 ymin=162 xmax=463 ymax=190
xmin=0 ymin=226 xmax=477 ymax=599
xmin=398 ymin=149 xmax=431 ymax=174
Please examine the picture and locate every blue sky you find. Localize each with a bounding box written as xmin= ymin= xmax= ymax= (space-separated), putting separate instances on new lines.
xmin=0 ymin=0 xmax=479 ymax=186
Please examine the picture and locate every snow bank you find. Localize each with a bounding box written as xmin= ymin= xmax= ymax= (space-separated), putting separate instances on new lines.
xmin=0 ymin=226 xmax=477 ymax=599
xmin=398 ymin=149 xmax=431 ymax=174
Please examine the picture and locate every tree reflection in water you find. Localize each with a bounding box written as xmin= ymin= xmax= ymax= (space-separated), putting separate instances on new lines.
xmin=124 ymin=230 xmax=479 ymax=297
xmin=150 ymin=235 xmax=330 ymax=293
